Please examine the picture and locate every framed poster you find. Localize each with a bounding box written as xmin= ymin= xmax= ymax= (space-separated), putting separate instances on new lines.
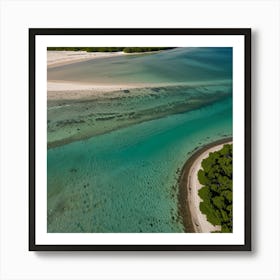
xmin=29 ymin=28 xmax=251 ymax=251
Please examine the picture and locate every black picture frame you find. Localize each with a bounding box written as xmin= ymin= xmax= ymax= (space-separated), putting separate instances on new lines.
xmin=29 ymin=28 xmax=251 ymax=251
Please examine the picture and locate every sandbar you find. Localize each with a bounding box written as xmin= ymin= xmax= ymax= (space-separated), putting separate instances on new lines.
xmin=47 ymin=81 xmax=144 ymax=99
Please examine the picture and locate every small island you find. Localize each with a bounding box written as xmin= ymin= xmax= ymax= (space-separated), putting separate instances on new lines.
xmin=179 ymin=139 xmax=233 ymax=233
xmin=198 ymin=143 xmax=233 ymax=233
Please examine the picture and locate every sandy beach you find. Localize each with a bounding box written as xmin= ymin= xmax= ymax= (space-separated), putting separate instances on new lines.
xmin=47 ymin=51 xmax=125 ymax=68
xmin=179 ymin=138 xmax=232 ymax=233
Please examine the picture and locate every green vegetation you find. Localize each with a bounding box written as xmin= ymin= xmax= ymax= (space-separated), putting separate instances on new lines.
xmin=123 ymin=47 xmax=174 ymax=53
xmin=47 ymin=47 xmax=175 ymax=53
xmin=197 ymin=144 xmax=233 ymax=233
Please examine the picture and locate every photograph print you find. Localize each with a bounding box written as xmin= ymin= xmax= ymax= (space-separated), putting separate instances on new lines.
xmin=29 ymin=29 xmax=251 ymax=250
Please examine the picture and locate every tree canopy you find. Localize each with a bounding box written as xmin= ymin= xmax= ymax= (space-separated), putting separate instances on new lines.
xmin=198 ymin=143 xmax=233 ymax=233
xmin=47 ymin=47 xmax=175 ymax=53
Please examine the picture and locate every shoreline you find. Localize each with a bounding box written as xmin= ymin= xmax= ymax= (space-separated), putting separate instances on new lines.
xmin=178 ymin=137 xmax=233 ymax=233
xmin=47 ymin=51 xmax=126 ymax=68
xmin=47 ymin=49 xmax=169 ymax=69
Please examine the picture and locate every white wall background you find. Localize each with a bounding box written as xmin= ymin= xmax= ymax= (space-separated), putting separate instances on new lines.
xmin=0 ymin=0 xmax=279 ymax=279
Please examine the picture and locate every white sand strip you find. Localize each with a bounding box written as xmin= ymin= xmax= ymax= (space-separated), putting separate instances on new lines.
xmin=187 ymin=141 xmax=232 ymax=233
xmin=47 ymin=81 xmax=140 ymax=93
xmin=47 ymin=79 xmax=213 ymax=95
xmin=47 ymin=51 xmax=125 ymax=68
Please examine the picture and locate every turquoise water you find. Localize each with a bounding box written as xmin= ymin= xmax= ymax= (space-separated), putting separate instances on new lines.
xmin=47 ymin=47 xmax=232 ymax=232
xmin=48 ymin=47 xmax=232 ymax=84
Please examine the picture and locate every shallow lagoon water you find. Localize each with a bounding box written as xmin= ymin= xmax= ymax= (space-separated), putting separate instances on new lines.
xmin=47 ymin=83 xmax=231 ymax=148
xmin=47 ymin=48 xmax=233 ymax=232
xmin=48 ymin=97 xmax=232 ymax=232
xmin=48 ymin=47 xmax=232 ymax=84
